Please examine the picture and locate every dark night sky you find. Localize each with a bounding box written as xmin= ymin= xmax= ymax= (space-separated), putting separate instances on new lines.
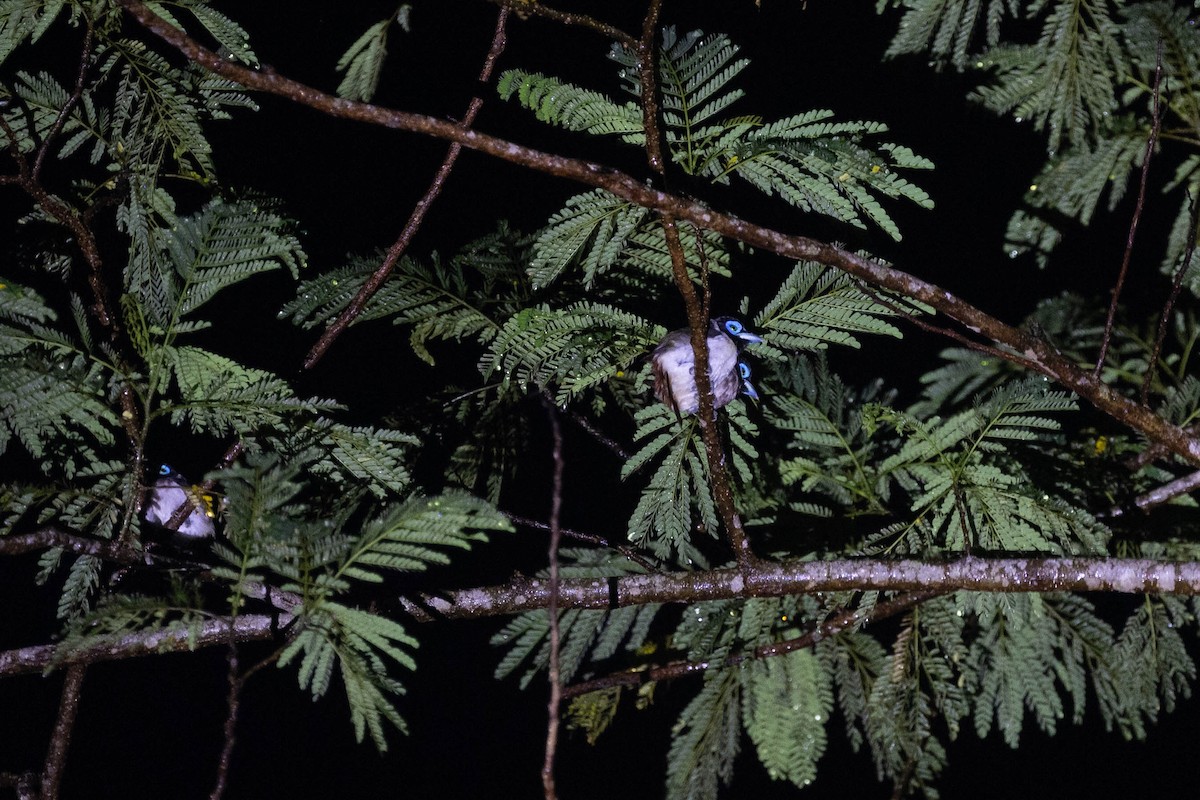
xmin=4 ymin=1 xmax=1200 ymax=798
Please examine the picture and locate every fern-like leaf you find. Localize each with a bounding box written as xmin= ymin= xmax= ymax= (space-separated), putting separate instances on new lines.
xmin=666 ymin=669 xmax=741 ymax=800
xmin=482 ymin=302 xmax=658 ymax=404
xmin=336 ymin=492 xmax=511 ymax=584
xmin=335 ymin=6 xmax=410 ymax=102
xmin=741 ymin=649 xmax=833 ymax=788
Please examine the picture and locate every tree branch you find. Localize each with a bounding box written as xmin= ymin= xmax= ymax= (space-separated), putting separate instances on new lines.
xmin=39 ymin=663 xmax=85 ymax=800
xmin=0 ymin=527 xmax=137 ymax=561
xmin=562 ymin=589 xmax=941 ymax=699
xmin=1097 ymin=40 xmax=1163 ymax=379
xmin=6 ymin=556 xmax=1200 ymax=679
xmin=303 ymin=6 xmax=511 ymax=369
xmin=0 ymin=613 xmax=287 ymax=677
xmin=1107 ymin=469 xmax=1200 ymax=518
xmin=540 ymin=399 xmax=564 ymax=800
xmin=115 ymin=0 xmax=1200 ymax=468
xmin=485 ymin=0 xmax=637 ymax=48
xmin=632 ymin=0 xmax=758 ymax=569
xmin=396 ymin=555 xmax=1200 ymax=622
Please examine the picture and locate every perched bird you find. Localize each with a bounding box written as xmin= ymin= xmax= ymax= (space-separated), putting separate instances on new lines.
xmin=737 ymin=361 xmax=760 ymax=403
xmin=144 ymin=464 xmax=216 ymax=539
xmin=651 ymin=316 xmax=762 ymax=414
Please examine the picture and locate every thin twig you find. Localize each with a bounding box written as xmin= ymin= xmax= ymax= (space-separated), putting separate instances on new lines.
xmin=856 ymin=280 xmax=1042 ymax=372
xmin=562 ymin=590 xmax=941 ymax=699
xmin=504 ymin=512 xmax=662 ymax=572
xmin=564 ymin=408 xmax=632 ymax=460
xmin=1106 ymin=469 xmax=1200 ymax=518
xmin=39 ymin=663 xmax=86 ymax=800
xmin=303 ymin=7 xmax=511 ymax=369
xmin=485 ymin=0 xmax=637 ymax=47
xmin=1143 ymin=188 xmax=1200 ymax=403
xmin=210 ymin=641 xmax=241 ymax=800
xmin=1096 ymin=39 xmax=1164 ymax=378
xmin=210 ymin=645 xmax=281 ymax=800
xmin=540 ymin=399 xmax=565 ymax=800
xmin=32 ymin=18 xmax=94 ymax=180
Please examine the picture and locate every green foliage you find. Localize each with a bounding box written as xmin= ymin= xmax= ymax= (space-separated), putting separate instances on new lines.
xmin=335 ymin=5 xmax=411 ymax=102
xmin=772 ymin=354 xmax=893 ymax=515
xmin=972 ymin=1 xmax=1126 ymax=151
xmin=502 ymin=26 xmax=933 ymax=257
xmin=492 ymin=549 xmax=658 ymax=689
xmin=482 ymin=301 xmax=659 ymax=405
xmin=283 ymin=224 xmax=533 ymax=365
xmin=6 ymin=5 xmax=1200 ymax=798
xmin=0 ymin=0 xmax=67 ymax=68
xmin=57 ymin=590 xmax=209 ymax=658
xmin=208 ymin=455 xmax=510 ymax=749
xmin=868 ymin=380 xmax=1108 ymax=554
xmin=0 ymin=281 xmax=121 ymax=477
xmin=885 ymin=0 xmax=1020 ymax=70
xmin=665 ymin=669 xmax=741 ymax=800
xmin=279 ymin=600 xmax=415 ymax=750
xmin=1005 ymin=128 xmax=1147 ymax=267
xmin=497 ymin=70 xmax=642 ymax=140
xmin=741 ymin=649 xmax=833 ymax=789
xmin=623 ymin=404 xmax=759 ymax=563
xmin=755 ymin=260 xmax=913 ymax=352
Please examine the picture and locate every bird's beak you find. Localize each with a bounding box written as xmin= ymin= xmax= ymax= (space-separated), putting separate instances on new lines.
xmin=742 ymin=380 xmax=760 ymax=402
xmin=735 ymin=330 xmax=763 ymax=344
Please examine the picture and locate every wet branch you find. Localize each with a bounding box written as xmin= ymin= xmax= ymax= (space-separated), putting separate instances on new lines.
xmin=6 ymin=556 xmax=1200 ymax=679
xmin=633 ymin=0 xmax=758 ymax=569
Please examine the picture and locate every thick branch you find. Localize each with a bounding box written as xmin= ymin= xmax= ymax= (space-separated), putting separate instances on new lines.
xmin=115 ymin=0 xmax=1200 ymax=467
xmin=4 ymin=557 xmax=1199 ymax=678
xmin=0 ymin=528 xmax=136 ymax=561
xmin=0 ymin=614 xmax=286 ymax=677
xmin=397 ymin=556 xmax=1200 ymax=621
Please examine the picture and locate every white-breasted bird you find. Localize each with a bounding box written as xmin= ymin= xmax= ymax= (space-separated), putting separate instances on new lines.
xmin=144 ymin=464 xmax=216 ymax=539
xmin=650 ymin=317 xmax=763 ymax=414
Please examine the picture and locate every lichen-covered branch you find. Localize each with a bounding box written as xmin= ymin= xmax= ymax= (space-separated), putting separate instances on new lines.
xmin=4 ymin=556 xmax=1199 ymax=678
xmin=398 ymin=555 xmax=1200 ymax=621
xmin=0 ymin=614 xmax=286 ymax=677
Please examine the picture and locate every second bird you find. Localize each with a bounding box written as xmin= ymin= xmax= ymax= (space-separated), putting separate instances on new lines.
xmin=651 ymin=317 xmax=762 ymax=415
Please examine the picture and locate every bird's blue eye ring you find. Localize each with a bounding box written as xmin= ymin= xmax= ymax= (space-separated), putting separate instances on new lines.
xmin=738 ymin=362 xmax=752 ymax=379
xmin=158 ymin=464 xmax=171 ymax=476
xmin=723 ymin=319 xmax=744 ymax=336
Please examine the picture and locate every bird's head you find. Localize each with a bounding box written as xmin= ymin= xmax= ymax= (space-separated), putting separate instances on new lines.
xmin=712 ymin=316 xmax=763 ymax=345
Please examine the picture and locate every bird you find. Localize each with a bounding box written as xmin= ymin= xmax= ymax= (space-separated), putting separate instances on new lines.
xmin=737 ymin=361 xmax=760 ymax=403
xmin=143 ymin=464 xmax=216 ymax=539
xmin=650 ymin=316 xmax=762 ymax=414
